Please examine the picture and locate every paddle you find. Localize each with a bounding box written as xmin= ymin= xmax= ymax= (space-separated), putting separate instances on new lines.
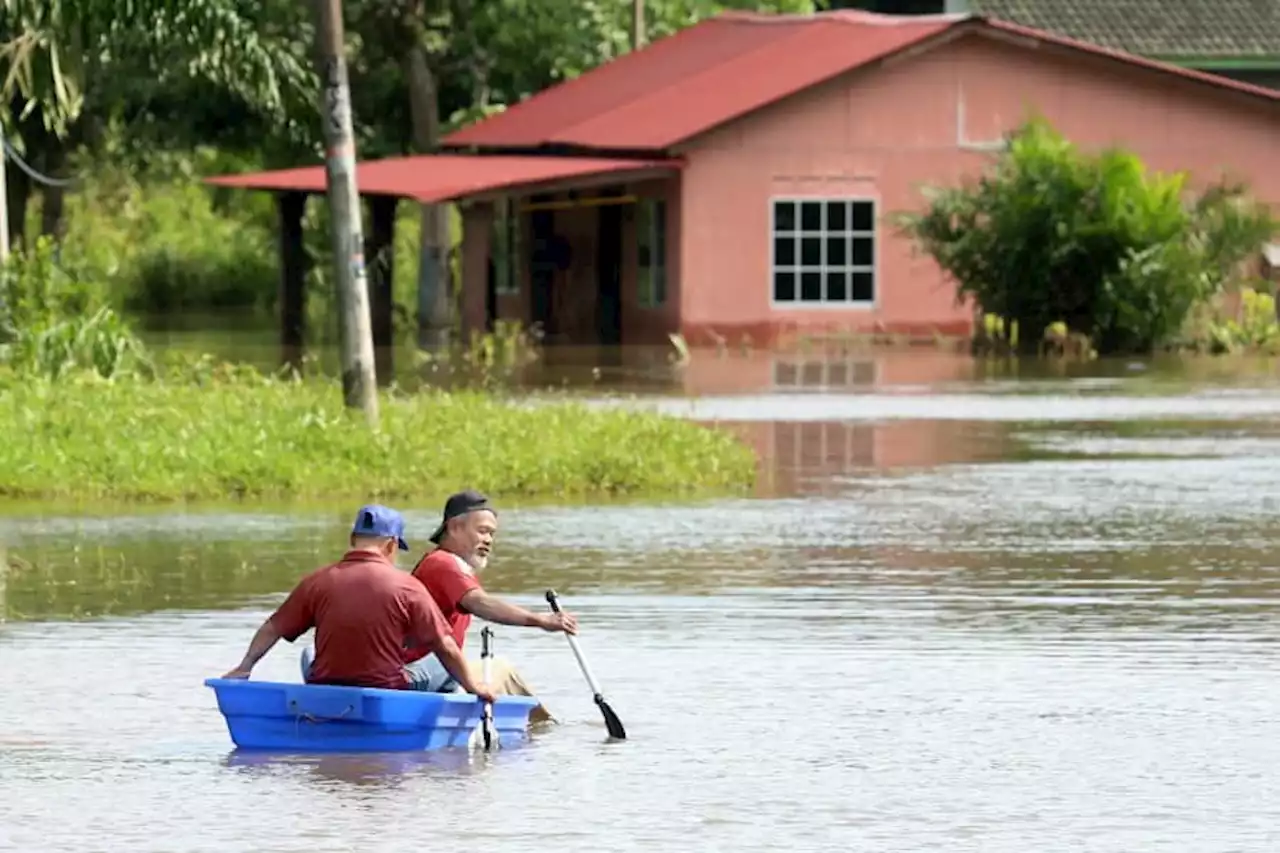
xmin=480 ymin=625 xmax=496 ymax=751
xmin=545 ymin=589 xmax=627 ymax=740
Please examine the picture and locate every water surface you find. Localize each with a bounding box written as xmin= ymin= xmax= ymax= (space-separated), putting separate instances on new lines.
xmin=4 ymin=349 xmax=1280 ymax=852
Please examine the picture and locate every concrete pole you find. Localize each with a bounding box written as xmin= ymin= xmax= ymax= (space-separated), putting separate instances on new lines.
xmin=314 ymin=0 xmax=379 ymax=425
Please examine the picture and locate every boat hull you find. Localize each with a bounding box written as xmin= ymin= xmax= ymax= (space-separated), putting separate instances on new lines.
xmin=204 ymin=677 xmax=539 ymax=752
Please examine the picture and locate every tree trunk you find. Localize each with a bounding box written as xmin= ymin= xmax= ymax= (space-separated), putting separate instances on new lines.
xmin=404 ymin=44 xmax=452 ymax=350
xmin=5 ymin=160 xmax=29 ymax=252
xmin=38 ymin=140 xmax=67 ymax=240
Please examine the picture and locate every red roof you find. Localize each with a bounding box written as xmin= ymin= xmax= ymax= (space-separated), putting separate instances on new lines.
xmin=204 ymin=154 xmax=681 ymax=202
xmin=443 ymin=10 xmax=1280 ymax=152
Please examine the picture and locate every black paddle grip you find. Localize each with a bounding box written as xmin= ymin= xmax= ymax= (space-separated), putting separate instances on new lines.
xmin=545 ymin=589 xmax=562 ymax=613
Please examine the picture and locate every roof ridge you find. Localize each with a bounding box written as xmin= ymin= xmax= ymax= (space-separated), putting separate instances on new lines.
xmin=984 ymin=17 xmax=1280 ymax=102
xmin=717 ymin=9 xmax=973 ymax=26
xmin=548 ymin=18 xmax=836 ymax=145
xmin=448 ymin=17 xmax=738 ymax=144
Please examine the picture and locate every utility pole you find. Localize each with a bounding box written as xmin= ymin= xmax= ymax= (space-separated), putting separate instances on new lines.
xmin=631 ymin=0 xmax=646 ymax=51
xmin=314 ymin=0 xmax=379 ymax=426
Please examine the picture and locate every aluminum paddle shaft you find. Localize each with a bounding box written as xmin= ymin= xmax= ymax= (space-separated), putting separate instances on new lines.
xmin=545 ymin=589 xmax=627 ymax=740
xmin=480 ymin=625 xmax=495 ymax=750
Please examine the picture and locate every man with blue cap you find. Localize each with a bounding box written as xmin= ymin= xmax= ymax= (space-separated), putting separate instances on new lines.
xmin=221 ymin=504 xmax=495 ymax=701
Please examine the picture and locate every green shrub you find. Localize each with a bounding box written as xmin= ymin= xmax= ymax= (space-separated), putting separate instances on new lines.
xmin=896 ymin=116 xmax=1277 ymax=355
xmin=58 ymin=160 xmax=278 ymax=318
xmin=0 ymin=237 xmax=153 ymax=380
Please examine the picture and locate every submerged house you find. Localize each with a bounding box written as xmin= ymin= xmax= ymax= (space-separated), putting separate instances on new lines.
xmin=214 ymin=10 xmax=1280 ymax=350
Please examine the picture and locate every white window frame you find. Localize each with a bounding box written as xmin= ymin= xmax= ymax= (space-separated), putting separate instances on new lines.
xmin=772 ymin=355 xmax=880 ymax=389
xmin=774 ymin=420 xmax=878 ymax=476
xmin=769 ymin=196 xmax=878 ymax=309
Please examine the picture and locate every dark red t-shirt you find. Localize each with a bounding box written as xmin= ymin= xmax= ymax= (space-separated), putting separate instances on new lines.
xmin=409 ymin=548 xmax=482 ymax=653
xmin=269 ymin=550 xmax=452 ymax=690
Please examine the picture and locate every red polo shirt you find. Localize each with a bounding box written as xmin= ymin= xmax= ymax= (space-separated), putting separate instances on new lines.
xmin=407 ymin=548 xmax=482 ymax=656
xmin=269 ymin=550 xmax=452 ymax=690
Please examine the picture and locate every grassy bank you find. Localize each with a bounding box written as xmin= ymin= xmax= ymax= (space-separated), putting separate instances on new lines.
xmin=0 ymin=372 xmax=756 ymax=504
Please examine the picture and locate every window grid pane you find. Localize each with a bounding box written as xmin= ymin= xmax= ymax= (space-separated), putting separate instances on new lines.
xmin=770 ymin=196 xmax=876 ymax=305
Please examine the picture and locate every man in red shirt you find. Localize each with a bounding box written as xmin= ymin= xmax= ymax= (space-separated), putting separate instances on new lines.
xmin=405 ymin=490 xmax=577 ymax=722
xmin=221 ymin=504 xmax=495 ymax=702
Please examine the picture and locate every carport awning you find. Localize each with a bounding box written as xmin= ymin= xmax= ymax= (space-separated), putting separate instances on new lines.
xmin=204 ymin=153 xmax=683 ymax=203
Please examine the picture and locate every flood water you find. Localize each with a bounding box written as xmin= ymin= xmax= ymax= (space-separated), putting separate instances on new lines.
xmin=5 ymin=348 xmax=1280 ymax=852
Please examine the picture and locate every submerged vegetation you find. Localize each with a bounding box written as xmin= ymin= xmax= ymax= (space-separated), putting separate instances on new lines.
xmin=0 ymin=237 xmax=757 ymax=505
xmin=897 ymin=117 xmax=1278 ymax=359
xmin=0 ymin=373 xmax=757 ymax=504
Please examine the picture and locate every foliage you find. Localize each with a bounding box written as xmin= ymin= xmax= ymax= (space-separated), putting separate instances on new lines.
xmin=1203 ymin=287 xmax=1280 ymax=355
xmin=435 ymin=0 xmax=816 ymax=129
xmin=0 ymin=0 xmax=835 ymax=332
xmin=0 ymin=366 xmax=758 ymax=503
xmin=0 ymin=237 xmax=756 ymax=505
xmin=0 ymin=0 xmax=315 ymax=145
xmin=55 ymin=152 xmax=279 ymax=317
xmin=0 ymin=236 xmax=152 ymax=379
xmin=896 ymin=117 xmax=1278 ymax=355
xmin=412 ymin=318 xmax=544 ymax=387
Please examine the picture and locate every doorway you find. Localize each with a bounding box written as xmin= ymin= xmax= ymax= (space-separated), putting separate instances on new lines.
xmin=529 ymin=201 xmax=556 ymax=337
xmin=595 ymin=203 xmax=623 ymax=346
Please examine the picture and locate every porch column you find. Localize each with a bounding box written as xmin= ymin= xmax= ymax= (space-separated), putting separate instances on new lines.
xmin=460 ymin=201 xmax=494 ymax=342
xmin=366 ymin=195 xmax=398 ymax=384
xmin=276 ymin=191 xmax=307 ymax=372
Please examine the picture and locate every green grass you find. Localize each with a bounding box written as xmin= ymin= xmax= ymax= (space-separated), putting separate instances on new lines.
xmin=0 ymin=374 xmax=757 ymax=504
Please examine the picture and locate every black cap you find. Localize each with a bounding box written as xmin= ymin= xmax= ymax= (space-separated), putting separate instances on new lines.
xmin=429 ymin=490 xmax=496 ymax=544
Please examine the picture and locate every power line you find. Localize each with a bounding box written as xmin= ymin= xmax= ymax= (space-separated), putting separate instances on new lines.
xmin=2 ymin=139 xmax=79 ymax=189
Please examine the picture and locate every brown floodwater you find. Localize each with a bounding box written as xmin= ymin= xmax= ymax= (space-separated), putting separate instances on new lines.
xmin=4 ymin=346 xmax=1280 ymax=852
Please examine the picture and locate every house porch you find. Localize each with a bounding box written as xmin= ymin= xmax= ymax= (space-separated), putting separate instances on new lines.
xmin=456 ymin=176 xmax=679 ymax=348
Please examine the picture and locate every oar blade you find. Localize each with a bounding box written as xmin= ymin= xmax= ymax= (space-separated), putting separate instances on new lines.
xmin=596 ymin=695 xmax=627 ymax=740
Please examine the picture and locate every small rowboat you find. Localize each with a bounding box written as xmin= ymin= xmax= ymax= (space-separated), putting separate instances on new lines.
xmin=204 ymin=677 xmax=539 ymax=752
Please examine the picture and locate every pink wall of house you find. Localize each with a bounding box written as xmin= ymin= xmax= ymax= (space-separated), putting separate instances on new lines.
xmin=672 ymin=29 xmax=1280 ymax=348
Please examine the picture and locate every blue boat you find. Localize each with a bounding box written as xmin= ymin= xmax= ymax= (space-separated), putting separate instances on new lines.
xmin=204 ymin=677 xmax=540 ymax=752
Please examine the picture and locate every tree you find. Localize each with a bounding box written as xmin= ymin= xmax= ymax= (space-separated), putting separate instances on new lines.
xmin=0 ymin=0 xmax=316 ymax=243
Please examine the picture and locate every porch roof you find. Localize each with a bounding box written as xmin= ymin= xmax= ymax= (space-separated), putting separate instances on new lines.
xmin=203 ymin=153 xmax=682 ymax=203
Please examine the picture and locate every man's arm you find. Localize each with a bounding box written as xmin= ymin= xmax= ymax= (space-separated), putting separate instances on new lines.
xmin=405 ymin=588 xmax=496 ymax=702
xmin=459 ymin=588 xmax=578 ymax=634
xmin=223 ymin=577 xmax=314 ymax=678
xmin=222 ymin=618 xmax=283 ymax=679
xmin=432 ymin=635 xmax=495 ymax=702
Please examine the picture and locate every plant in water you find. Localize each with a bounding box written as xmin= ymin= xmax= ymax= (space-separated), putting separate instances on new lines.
xmin=0 ymin=368 xmax=758 ymax=503
xmin=1205 ymin=286 xmax=1280 ymax=354
xmin=460 ymin=320 xmax=541 ymax=371
xmin=895 ymin=116 xmax=1278 ymax=355
xmin=413 ymin=320 xmax=543 ymax=387
xmin=0 ymin=237 xmax=153 ymax=380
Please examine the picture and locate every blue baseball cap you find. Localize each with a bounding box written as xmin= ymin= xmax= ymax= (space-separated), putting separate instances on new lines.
xmin=351 ymin=504 xmax=409 ymax=551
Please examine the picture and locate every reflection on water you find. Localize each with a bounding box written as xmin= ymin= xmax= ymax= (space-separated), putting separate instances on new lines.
xmin=222 ymin=748 xmax=490 ymax=785
xmin=136 ymin=323 xmax=1280 ymax=397
xmin=6 ymin=348 xmax=1280 ymax=850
